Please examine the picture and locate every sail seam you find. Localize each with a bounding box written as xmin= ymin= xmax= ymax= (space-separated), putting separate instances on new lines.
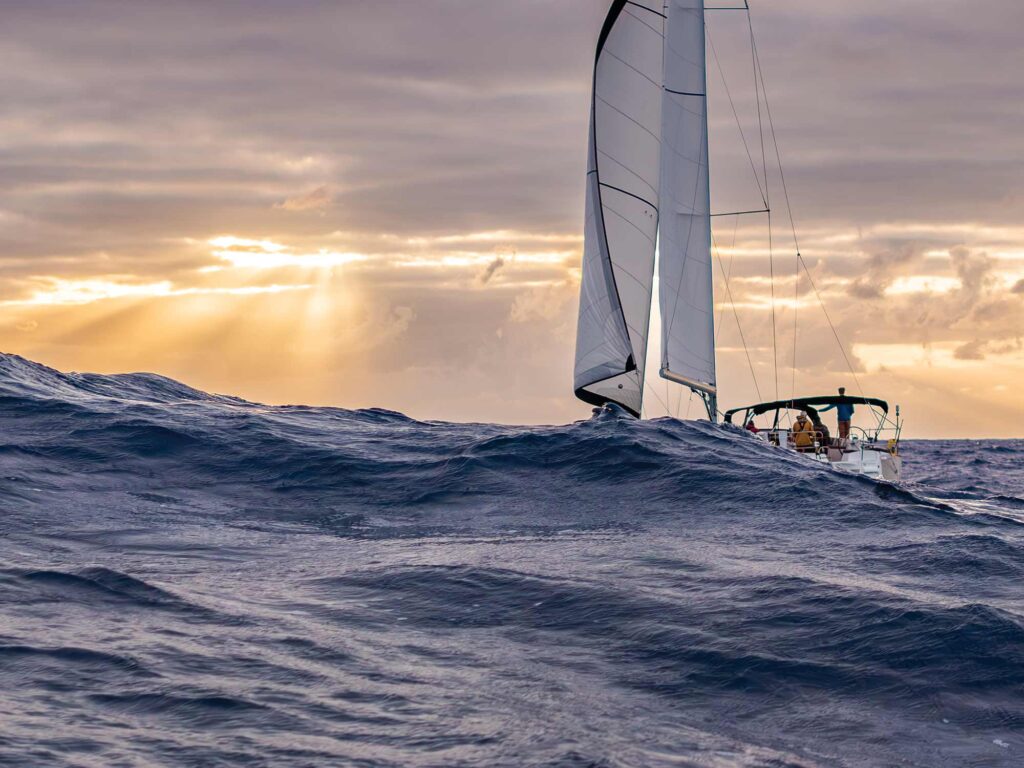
xmin=599 ymin=183 xmax=658 ymax=213
xmin=575 ymin=359 xmax=639 ymax=381
xmin=574 ymin=338 xmax=629 ymax=367
xmin=621 ymin=7 xmax=664 ymax=37
xmin=595 ymin=94 xmax=661 ymax=144
xmin=603 ymin=49 xmax=662 ymax=90
xmin=603 ymin=204 xmax=657 ymax=246
xmin=612 ymin=261 xmax=656 ymax=292
xmin=597 ymin=149 xmax=660 ymax=198
xmin=625 ymin=1 xmax=667 ymax=19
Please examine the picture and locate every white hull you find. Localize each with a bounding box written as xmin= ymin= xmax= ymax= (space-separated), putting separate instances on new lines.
xmin=755 ymin=432 xmax=902 ymax=483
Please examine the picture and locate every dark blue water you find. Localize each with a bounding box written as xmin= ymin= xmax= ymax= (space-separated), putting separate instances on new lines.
xmin=1 ymin=352 xmax=1021 ymax=767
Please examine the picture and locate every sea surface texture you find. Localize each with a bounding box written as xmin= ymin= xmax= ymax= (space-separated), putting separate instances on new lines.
xmin=1 ymin=353 xmax=1022 ymax=767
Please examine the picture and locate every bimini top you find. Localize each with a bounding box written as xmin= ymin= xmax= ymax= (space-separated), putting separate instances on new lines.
xmin=724 ymin=396 xmax=889 ymax=425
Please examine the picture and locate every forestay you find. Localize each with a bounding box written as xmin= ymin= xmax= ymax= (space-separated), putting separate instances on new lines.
xmin=573 ymin=0 xmax=665 ymax=417
xmin=658 ymin=0 xmax=716 ymax=404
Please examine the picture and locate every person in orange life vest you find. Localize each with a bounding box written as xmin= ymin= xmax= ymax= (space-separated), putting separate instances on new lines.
xmin=791 ymin=412 xmax=816 ymax=452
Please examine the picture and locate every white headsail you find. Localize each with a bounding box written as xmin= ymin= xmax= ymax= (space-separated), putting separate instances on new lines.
xmin=658 ymin=0 xmax=716 ymax=414
xmin=573 ymin=0 xmax=665 ymax=417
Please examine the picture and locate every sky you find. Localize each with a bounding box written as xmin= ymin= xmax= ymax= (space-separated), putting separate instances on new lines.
xmin=1 ymin=0 xmax=1022 ymax=437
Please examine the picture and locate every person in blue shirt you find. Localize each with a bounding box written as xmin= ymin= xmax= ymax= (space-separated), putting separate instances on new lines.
xmin=819 ymin=387 xmax=854 ymax=439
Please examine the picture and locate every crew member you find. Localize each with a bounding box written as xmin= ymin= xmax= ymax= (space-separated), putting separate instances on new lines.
xmin=820 ymin=386 xmax=854 ymax=439
xmin=791 ymin=412 xmax=816 ymax=452
xmin=816 ymin=419 xmax=831 ymax=448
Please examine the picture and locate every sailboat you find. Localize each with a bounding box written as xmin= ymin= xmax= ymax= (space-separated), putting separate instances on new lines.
xmin=572 ymin=0 xmax=904 ymax=482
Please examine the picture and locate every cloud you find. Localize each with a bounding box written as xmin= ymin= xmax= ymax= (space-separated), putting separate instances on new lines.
xmin=1 ymin=1 xmax=1023 ymax=433
xmin=2 ymin=276 xmax=310 ymax=306
xmin=206 ymin=236 xmax=365 ymax=270
xmin=509 ymin=282 xmax=575 ymax=323
xmin=953 ymin=339 xmax=986 ymax=361
xmin=950 ymin=247 xmax=995 ymax=300
xmin=846 ymin=242 xmax=924 ymax=299
xmin=344 ymin=304 xmax=416 ymax=353
xmin=478 ymin=256 xmax=505 ymax=285
xmin=276 ymin=186 xmax=333 ymax=212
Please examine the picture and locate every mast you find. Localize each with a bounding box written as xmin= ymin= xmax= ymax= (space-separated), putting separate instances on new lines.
xmin=658 ymin=0 xmax=717 ymax=421
xmin=573 ymin=0 xmax=666 ymax=417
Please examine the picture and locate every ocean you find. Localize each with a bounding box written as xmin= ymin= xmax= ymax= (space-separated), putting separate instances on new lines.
xmin=1 ymin=352 xmax=1021 ymax=767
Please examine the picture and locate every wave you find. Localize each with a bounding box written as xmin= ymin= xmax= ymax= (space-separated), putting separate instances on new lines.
xmin=317 ymin=563 xmax=1024 ymax=693
xmin=0 ymin=355 xmax=956 ymax=520
xmin=0 ymin=644 xmax=151 ymax=676
xmin=2 ymin=352 xmax=1023 ymax=766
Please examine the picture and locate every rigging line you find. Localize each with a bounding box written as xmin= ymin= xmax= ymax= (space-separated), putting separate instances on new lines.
xmin=708 ymin=0 xmax=750 ymax=12
xmin=645 ymin=378 xmax=673 ymax=416
xmin=711 ymin=208 xmax=769 ymax=217
xmin=797 ymin=253 xmax=867 ymax=398
xmin=767 ymin=210 xmax=779 ymax=400
xmin=652 ymin=0 xmax=670 ymax=425
xmin=748 ymin=24 xmax=799 ymax=255
xmin=747 ymin=11 xmax=866 ymax=399
xmin=791 ymin=249 xmax=799 ymax=399
xmin=747 ymin=21 xmax=800 ymax=402
xmin=706 ymin=32 xmax=767 ymax=207
xmin=714 ymin=213 xmax=739 ymax=345
xmin=748 ymin=7 xmax=767 ymax=197
xmin=711 ymin=230 xmax=763 ymax=402
xmin=747 ymin=10 xmax=799 ymax=401
xmin=746 ymin=10 xmax=778 ymax=401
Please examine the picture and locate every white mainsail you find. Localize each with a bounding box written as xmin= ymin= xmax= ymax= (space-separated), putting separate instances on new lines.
xmin=573 ymin=0 xmax=665 ymax=417
xmin=658 ymin=0 xmax=716 ymax=414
